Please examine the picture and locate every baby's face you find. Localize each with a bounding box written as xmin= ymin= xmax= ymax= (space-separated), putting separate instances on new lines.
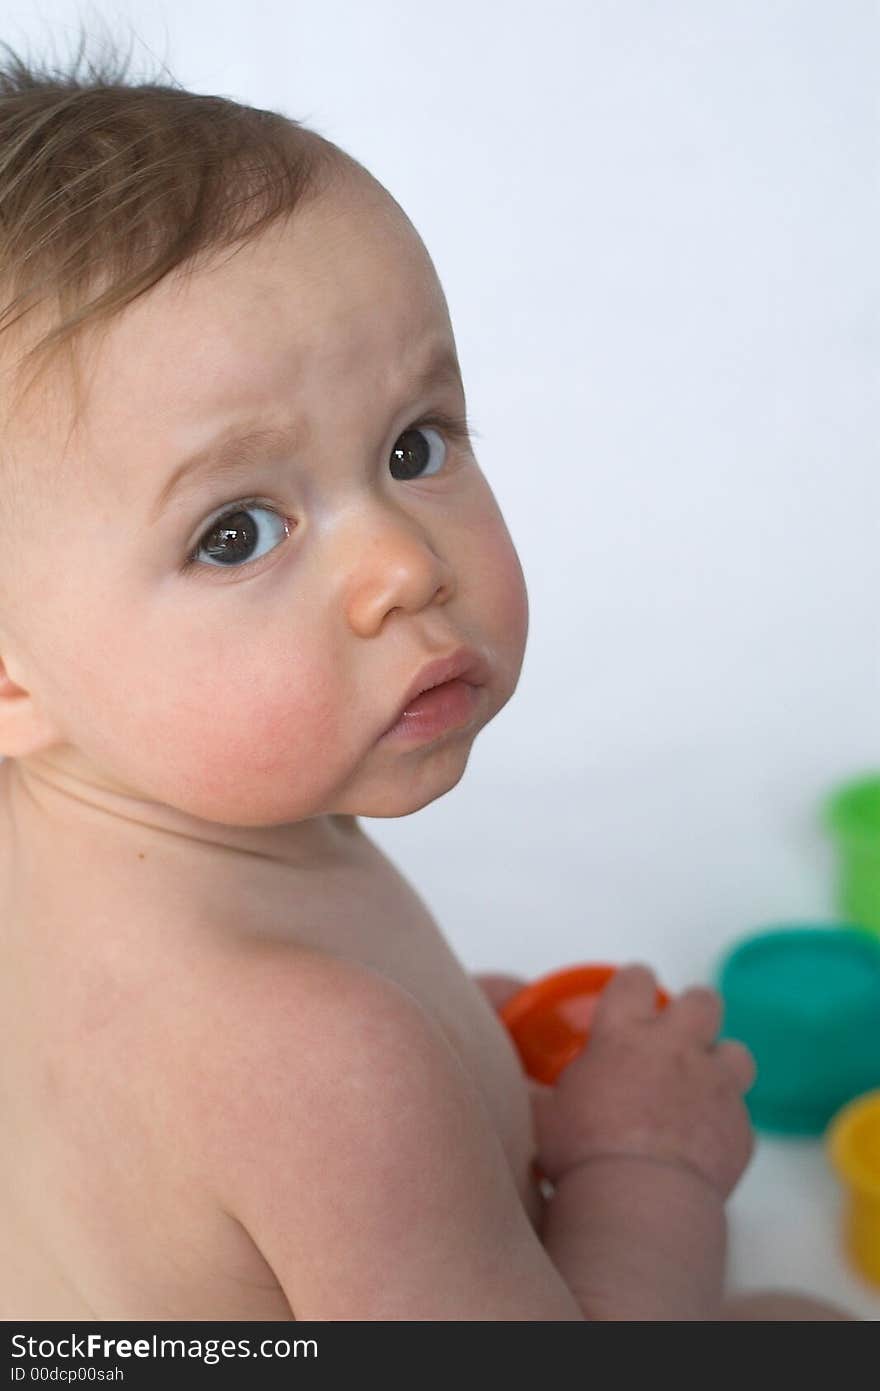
xmin=8 ymin=172 xmax=528 ymax=824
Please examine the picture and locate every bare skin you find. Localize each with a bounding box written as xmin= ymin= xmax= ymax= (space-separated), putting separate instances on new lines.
xmin=0 ymin=168 xmax=855 ymax=1321
xmin=0 ymin=794 xmax=852 ymax=1321
xmin=478 ymin=971 xmax=854 ymax=1322
xmin=0 ymin=168 xmax=536 ymax=1318
xmin=0 ymin=773 xmax=542 ymax=1318
xmin=0 ymin=833 xmax=851 ymax=1319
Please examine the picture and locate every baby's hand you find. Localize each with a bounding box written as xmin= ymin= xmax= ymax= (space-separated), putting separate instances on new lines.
xmin=531 ymin=964 xmax=756 ymax=1199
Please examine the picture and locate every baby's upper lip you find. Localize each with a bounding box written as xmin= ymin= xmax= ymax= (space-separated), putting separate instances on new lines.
xmin=385 ymin=645 xmax=489 ymax=732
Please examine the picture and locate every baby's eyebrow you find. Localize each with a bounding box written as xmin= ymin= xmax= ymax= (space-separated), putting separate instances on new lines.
xmin=149 ymin=344 xmax=464 ymax=522
xmin=150 ymin=423 xmax=301 ymax=523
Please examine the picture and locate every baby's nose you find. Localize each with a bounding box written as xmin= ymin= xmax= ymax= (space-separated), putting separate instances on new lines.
xmin=339 ymin=506 xmax=455 ymax=637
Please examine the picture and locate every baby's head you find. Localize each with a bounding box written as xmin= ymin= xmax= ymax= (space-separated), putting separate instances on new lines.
xmin=0 ymin=38 xmax=528 ymax=829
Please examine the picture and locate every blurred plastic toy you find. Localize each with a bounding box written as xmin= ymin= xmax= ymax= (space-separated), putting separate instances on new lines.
xmin=716 ymin=925 xmax=880 ymax=1135
xmin=499 ymin=963 xmax=670 ymax=1084
xmin=828 ymin=1089 xmax=880 ymax=1287
xmin=503 ymin=771 xmax=880 ymax=1283
xmin=824 ymin=773 xmax=880 ymax=936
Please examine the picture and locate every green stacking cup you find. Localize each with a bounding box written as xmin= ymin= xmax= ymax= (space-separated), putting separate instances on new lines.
xmin=716 ymin=925 xmax=880 ymax=1136
xmin=824 ymin=774 xmax=880 ymax=936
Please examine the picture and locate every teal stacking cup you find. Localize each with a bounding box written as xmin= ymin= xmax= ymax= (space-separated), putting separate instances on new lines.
xmin=824 ymin=774 xmax=880 ymax=936
xmin=716 ymin=925 xmax=880 ymax=1135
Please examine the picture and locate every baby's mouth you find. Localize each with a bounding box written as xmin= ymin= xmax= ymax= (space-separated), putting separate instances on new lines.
xmin=381 ymin=645 xmax=490 ymax=741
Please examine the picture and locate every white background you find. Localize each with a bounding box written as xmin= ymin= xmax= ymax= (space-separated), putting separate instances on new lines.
xmin=5 ymin=0 xmax=879 ymax=1317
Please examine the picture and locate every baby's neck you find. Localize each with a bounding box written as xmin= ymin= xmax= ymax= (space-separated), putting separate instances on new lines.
xmin=0 ymin=754 xmax=362 ymax=877
xmin=0 ymin=754 xmax=378 ymax=972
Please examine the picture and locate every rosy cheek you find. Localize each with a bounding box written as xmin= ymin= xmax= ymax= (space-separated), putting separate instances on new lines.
xmin=247 ymin=683 xmax=346 ymax=777
xmin=148 ymin=645 xmax=332 ymax=771
xmin=205 ymin=673 xmax=339 ymax=770
xmin=479 ymin=517 xmax=530 ymax=653
xmin=153 ymin=668 xmax=347 ymax=821
xmin=501 ymin=542 xmax=529 ymax=643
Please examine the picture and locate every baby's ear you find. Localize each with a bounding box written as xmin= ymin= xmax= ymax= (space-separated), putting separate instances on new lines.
xmin=0 ymin=653 xmax=63 ymax=757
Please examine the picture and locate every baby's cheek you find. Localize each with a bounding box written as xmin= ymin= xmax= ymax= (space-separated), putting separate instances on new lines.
xmin=206 ymin=681 xmax=342 ymax=799
xmin=472 ymin=509 xmax=529 ymax=658
xmin=141 ymin=650 xmax=349 ymax=823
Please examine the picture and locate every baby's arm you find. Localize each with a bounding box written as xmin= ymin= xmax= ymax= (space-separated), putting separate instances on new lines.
xmin=189 ymin=949 xmax=584 ymax=1320
xmin=532 ymin=967 xmax=756 ymax=1320
xmin=538 ymin=1152 xmax=726 ymax=1320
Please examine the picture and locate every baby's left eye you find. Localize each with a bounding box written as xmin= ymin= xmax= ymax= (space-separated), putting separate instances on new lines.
xmin=389 ymin=426 xmax=446 ymax=481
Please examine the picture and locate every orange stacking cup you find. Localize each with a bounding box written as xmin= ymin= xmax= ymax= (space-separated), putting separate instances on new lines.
xmin=500 ymin=963 xmax=670 ymax=1084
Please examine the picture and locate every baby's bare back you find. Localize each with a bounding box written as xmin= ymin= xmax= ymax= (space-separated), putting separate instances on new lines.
xmin=0 ymin=813 xmax=539 ymax=1320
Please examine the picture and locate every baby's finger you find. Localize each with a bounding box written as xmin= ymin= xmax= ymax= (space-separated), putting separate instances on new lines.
xmin=713 ymin=1038 xmax=757 ymax=1093
xmin=475 ymin=973 xmax=528 ymax=1011
xmin=593 ymin=963 xmax=660 ymax=1029
xmin=664 ymin=985 xmax=723 ymax=1044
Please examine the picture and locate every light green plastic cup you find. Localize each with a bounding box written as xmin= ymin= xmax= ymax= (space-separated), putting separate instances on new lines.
xmin=824 ymin=774 xmax=880 ymax=937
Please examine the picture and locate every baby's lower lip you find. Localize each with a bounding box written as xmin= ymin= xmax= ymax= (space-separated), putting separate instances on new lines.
xmin=381 ymin=678 xmax=481 ymax=744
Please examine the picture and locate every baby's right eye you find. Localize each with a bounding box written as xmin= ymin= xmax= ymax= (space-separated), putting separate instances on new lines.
xmin=186 ymin=501 xmax=290 ymax=571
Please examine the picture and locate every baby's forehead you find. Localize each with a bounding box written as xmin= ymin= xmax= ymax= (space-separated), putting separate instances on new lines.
xmin=81 ymin=200 xmax=451 ymax=432
xmin=4 ymin=174 xmax=457 ymax=518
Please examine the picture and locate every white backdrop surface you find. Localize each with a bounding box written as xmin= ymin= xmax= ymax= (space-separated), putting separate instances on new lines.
xmin=3 ymin=0 xmax=879 ymax=1317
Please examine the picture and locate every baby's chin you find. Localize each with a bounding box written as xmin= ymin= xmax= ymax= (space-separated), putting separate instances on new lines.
xmin=334 ymin=732 xmax=476 ymax=819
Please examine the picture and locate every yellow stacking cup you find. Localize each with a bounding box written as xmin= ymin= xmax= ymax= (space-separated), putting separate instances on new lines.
xmin=828 ymin=1090 xmax=880 ymax=1286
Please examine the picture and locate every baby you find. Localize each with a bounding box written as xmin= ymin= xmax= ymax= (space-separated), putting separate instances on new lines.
xmin=0 ymin=43 xmax=852 ymax=1321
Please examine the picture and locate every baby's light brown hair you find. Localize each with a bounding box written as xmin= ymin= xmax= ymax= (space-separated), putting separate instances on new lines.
xmin=0 ymin=24 xmax=351 ymax=469
xmin=0 ymin=24 xmax=361 ymax=640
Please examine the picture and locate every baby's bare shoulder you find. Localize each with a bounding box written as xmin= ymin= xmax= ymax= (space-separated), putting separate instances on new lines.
xmin=177 ymin=940 xmax=578 ymax=1319
xmin=186 ymin=941 xmax=473 ymax=1153
xmin=176 ymin=941 xmax=454 ymax=1167
xmin=187 ymin=941 xmax=425 ymax=1085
